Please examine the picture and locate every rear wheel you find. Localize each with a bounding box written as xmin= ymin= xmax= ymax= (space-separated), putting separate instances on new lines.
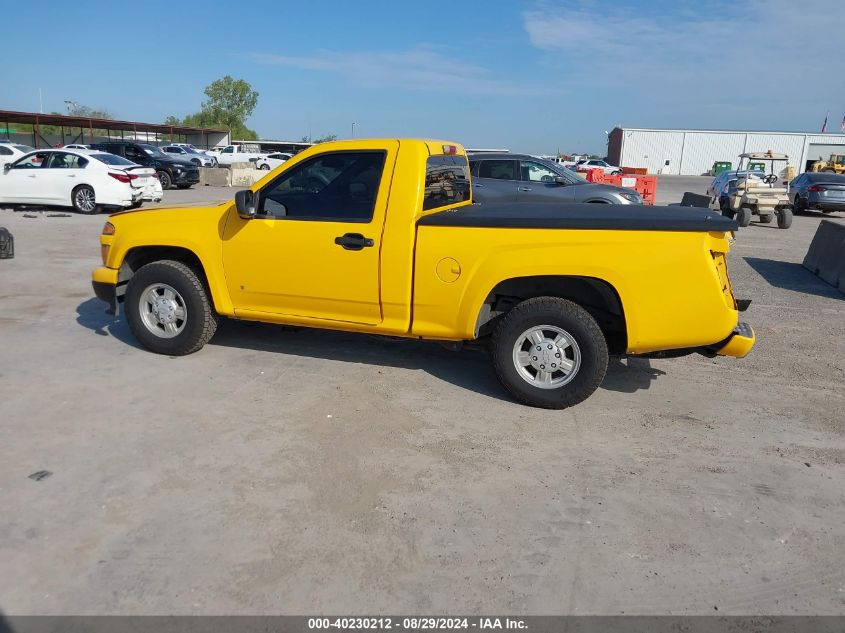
xmin=793 ymin=196 xmax=804 ymax=214
xmin=736 ymin=207 xmax=752 ymax=227
xmin=157 ymin=171 xmax=172 ymax=190
xmin=777 ymin=207 xmax=793 ymax=229
xmin=125 ymin=260 xmax=218 ymax=355
xmin=491 ymin=297 xmax=608 ymax=409
xmin=72 ymin=185 xmax=98 ymax=214
xmin=176 ymin=184 xmax=192 ymax=190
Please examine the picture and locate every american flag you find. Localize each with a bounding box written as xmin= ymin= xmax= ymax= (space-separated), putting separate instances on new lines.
xmin=821 ymin=111 xmax=828 ymax=133
xmin=841 ymin=114 xmax=845 ymax=132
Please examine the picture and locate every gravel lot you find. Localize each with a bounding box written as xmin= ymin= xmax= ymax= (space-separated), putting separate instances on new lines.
xmin=1 ymin=178 xmax=843 ymax=615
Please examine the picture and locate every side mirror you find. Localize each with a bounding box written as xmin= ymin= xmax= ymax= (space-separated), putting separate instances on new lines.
xmin=3 ymin=163 xmax=11 ymax=171
xmin=554 ymin=176 xmax=568 ymax=185
xmin=234 ymin=189 xmax=256 ymax=219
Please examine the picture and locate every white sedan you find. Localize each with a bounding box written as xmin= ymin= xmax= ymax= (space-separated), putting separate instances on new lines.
xmin=255 ymin=152 xmax=292 ymax=170
xmin=0 ymin=148 xmax=162 ymax=214
xmin=0 ymin=141 xmax=36 ymax=163
xmin=574 ymin=159 xmax=622 ymax=176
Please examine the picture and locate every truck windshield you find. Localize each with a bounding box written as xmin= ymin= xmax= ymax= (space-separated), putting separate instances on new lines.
xmin=423 ymin=155 xmax=471 ymax=210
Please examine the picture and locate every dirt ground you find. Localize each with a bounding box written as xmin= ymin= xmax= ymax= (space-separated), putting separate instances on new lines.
xmin=1 ymin=178 xmax=843 ymax=615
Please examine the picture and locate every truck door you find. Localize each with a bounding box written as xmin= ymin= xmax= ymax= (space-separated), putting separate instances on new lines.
xmin=221 ymin=142 xmax=398 ymax=324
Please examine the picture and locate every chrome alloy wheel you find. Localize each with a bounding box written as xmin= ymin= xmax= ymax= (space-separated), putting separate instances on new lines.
xmin=74 ymin=188 xmax=96 ymax=213
xmin=139 ymin=283 xmax=187 ymax=339
xmin=512 ymin=325 xmax=581 ymax=389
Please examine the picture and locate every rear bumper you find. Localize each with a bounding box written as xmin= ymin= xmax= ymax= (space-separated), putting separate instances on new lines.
xmin=714 ymin=322 xmax=756 ymax=358
xmin=807 ymin=199 xmax=845 ymax=212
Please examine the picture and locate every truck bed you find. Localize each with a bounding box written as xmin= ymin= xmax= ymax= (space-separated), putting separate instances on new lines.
xmin=418 ymin=202 xmax=737 ymax=232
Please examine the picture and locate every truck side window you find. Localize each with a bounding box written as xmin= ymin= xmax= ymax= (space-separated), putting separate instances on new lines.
xmin=424 ymin=155 xmax=470 ymax=211
xmin=259 ymin=151 xmax=386 ymax=222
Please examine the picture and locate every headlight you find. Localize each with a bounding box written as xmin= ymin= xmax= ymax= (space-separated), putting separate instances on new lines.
xmin=619 ymin=191 xmax=642 ymax=204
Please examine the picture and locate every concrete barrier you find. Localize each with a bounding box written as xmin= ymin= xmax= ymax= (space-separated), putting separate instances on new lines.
xmin=230 ymin=168 xmax=264 ymax=187
xmin=802 ymin=219 xmax=845 ymax=293
xmin=199 ymin=168 xmax=231 ymax=187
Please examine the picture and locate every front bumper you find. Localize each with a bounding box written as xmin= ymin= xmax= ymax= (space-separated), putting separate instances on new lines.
xmin=172 ymin=170 xmax=200 ymax=185
xmin=92 ymin=267 xmax=122 ymax=315
xmin=715 ymin=322 xmax=756 ymax=358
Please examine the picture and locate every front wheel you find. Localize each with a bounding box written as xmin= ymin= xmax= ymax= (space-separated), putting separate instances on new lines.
xmin=125 ymin=260 xmax=219 ymax=355
xmin=72 ymin=185 xmax=98 ymax=214
xmin=259 ymin=164 xmax=271 ymax=170
xmin=736 ymin=207 xmax=752 ymax=227
xmin=777 ymin=207 xmax=793 ymax=229
xmin=157 ymin=171 xmax=172 ymax=190
xmin=491 ymin=297 xmax=608 ymax=409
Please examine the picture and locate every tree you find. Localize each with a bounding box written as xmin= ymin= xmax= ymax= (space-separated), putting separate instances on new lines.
xmin=201 ymin=75 xmax=258 ymax=132
xmin=67 ymin=104 xmax=113 ymax=119
xmin=300 ymin=134 xmax=337 ymax=144
xmin=165 ymin=76 xmax=260 ymax=140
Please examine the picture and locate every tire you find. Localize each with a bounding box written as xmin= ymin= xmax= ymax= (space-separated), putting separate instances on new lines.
xmin=793 ymin=197 xmax=804 ymax=214
xmin=125 ymin=260 xmax=218 ymax=356
xmin=128 ymin=200 xmax=143 ymax=210
xmin=191 ymin=158 xmax=201 ymax=166
xmin=491 ymin=297 xmax=608 ymax=409
xmin=71 ymin=185 xmax=98 ymax=214
xmin=758 ymin=213 xmax=774 ymax=223
xmin=736 ymin=207 xmax=752 ymax=227
xmin=777 ymin=207 xmax=793 ymax=229
xmin=823 ymin=168 xmax=836 ymax=173
xmin=259 ymin=164 xmax=271 ymax=170
xmin=176 ymin=184 xmax=192 ymax=190
xmin=157 ymin=170 xmax=172 ymax=190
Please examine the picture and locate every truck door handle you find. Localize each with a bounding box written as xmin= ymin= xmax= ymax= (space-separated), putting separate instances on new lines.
xmin=519 ymin=187 xmax=532 ymax=191
xmin=334 ymin=232 xmax=374 ymax=251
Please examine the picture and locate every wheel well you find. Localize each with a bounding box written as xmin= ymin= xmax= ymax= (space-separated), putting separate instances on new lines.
xmin=476 ymin=276 xmax=627 ymax=354
xmin=585 ymin=199 xmax=610 ymax=203
xmin=120 ymin=246 xmax=210 ymax=295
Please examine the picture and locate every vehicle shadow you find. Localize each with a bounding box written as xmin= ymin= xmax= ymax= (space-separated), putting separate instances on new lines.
xmin=603 ymin=356 xmax=666 ymax=393
xmin=75 ymin=297 xmax=144 ymax=349
xmin=744 ymin=257 xmax=843 ymax=300
xmin=74 ymin=299 xmax=666 ymax=401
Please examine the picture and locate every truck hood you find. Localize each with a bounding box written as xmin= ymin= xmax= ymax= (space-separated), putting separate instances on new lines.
xmin=109 ymin=201 xmax=229 ymax=218
xmin=418 ymin=202 xmax=737 ymax=232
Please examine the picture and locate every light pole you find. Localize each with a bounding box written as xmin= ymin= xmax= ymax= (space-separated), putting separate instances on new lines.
xmin=351 ymin=122 xmax=356 ymax=138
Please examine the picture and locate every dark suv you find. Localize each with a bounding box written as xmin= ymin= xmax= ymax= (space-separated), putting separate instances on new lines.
xmin=89 ymin=142 xmax=199 ymax=190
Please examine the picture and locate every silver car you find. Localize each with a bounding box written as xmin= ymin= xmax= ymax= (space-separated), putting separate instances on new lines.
xmin=160 ymin=145 xmax=217 ymax=167
xmin=468 ymin=153 xmax=643 ymax=205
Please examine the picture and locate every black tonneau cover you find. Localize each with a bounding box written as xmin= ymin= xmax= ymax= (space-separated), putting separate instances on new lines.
xmin=418 ymin=202 xmax=737 ymax=232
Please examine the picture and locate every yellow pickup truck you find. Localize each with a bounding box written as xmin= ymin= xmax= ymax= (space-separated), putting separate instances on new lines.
xmin=92 ymin=139 xmax=754 ymax=408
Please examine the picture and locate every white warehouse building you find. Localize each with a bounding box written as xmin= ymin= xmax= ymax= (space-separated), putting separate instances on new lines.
xmin=607 ymin=127 xmax=845 ymax=176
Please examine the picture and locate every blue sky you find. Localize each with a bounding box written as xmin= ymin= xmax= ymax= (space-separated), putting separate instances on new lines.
xmin=2 ymin=0 xmax=843 ymax=154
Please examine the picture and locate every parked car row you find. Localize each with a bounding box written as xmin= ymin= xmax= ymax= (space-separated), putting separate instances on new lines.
xmin=0 ymin=146 xmax=162 ymax=214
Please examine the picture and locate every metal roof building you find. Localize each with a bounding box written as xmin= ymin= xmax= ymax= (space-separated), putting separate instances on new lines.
xmin=0 ymin=109 xmax=230 ymax=149
xmin=607 ymin=127 xmax=845 ymax=176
